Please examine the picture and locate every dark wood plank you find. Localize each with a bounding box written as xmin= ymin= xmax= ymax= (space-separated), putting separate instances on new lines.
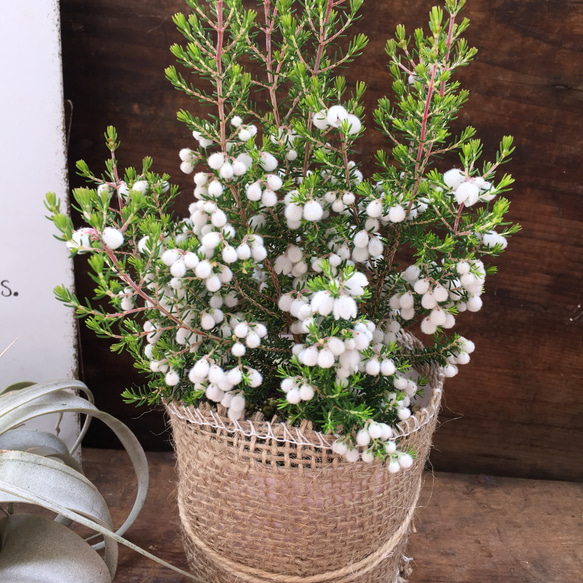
xmin=81 ymin=449 xmax=583 ymax=583
xmin=60 ymin=0 xmax=583 ymax=480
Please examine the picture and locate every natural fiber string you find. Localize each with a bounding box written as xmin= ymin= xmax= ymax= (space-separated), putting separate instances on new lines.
xmin=177 ymin=480 xmax=423 ymax=583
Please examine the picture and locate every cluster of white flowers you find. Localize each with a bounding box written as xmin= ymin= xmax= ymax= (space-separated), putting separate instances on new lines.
xmin=443 ymin=336 xmax=476 ymax=379
xmin=331 ymin=423 xmax=414 ymax=471
xmin=187 ymin=358 xmax=261 ymax=421
xmin=312 ymin=105 xmax=362 ymax=135
xmin=443 ymin=168 xmax=495 ymax=207
xmin=388 ymin=256 xmax=487 ymax=338
xmin=64 ymin=125 xmax=498 ymax=471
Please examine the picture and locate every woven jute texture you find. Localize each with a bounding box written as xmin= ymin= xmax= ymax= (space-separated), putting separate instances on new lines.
xmin=167 ymin=363 xmax=442 ymax=583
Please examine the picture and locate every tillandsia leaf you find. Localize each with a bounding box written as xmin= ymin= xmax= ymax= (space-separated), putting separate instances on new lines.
xmin=0 ymin=450 xmax=118 ymax=579
xmin=0 ymin=381 xmax=36 ymax=395
xmin=0 ymin=379 xmax=93 ymax=427
xmin=0 ymin=429 xmax=77 ymax=468
xmin=0 ymin=387 xmax=95 ymax=456
xmin=0 ymin=385 xmax=148 ymax=547
xmin=0 ymin=380 xmax=94 ymax=455
xmin=0 ymin=514 xmax=112 ymax=583
xmin=0 ymin=475 xmax=198 ymax=582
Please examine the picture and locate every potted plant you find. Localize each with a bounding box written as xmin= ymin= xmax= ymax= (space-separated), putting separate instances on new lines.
xmin=45 ymin=0 xmax=518 ymax=580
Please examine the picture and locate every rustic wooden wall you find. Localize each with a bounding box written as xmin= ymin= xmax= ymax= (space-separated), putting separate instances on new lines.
xmin=59 ymin=0 xmax=583 ymax=481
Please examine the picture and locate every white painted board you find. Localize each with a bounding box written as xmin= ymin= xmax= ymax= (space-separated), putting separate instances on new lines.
xmin=0 ymin=1 xmax=78 ymax=446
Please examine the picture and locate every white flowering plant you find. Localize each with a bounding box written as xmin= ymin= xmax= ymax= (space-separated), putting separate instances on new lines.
xmin=45 ymin=0 xmax=518 ymax=469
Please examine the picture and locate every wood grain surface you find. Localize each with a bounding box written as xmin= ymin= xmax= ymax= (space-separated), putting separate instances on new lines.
xmin=82 ymin=449 xmax=583 ymax=583
xmin=60 ymin=0 xmax=583 ymax=480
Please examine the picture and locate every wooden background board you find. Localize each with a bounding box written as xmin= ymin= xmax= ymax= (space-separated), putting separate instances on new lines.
xmin=59 ymin=0 xmax=583 ymax=481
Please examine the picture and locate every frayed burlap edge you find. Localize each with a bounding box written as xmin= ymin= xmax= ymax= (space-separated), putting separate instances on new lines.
xmin=167 ymin=362 xmax=443 ymax=583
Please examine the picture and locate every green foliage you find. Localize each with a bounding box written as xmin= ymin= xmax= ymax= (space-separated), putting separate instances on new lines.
xmin=45 ymin=0 xmax=518 ymax=464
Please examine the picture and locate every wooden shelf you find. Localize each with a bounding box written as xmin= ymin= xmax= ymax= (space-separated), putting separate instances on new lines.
xmin=82 ymin=449 xmax=583 ymax=583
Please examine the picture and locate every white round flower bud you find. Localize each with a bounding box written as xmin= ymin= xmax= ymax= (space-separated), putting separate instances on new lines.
xmin=326 ymin=105 xmax=349 ymax=128
xmin=312 ymin=110 xmax=329 ymax=130
xmin=180 ymin=161 xmax=194 ymax=174
xmin=211 ymin=209 xmax=228 ymax=228
xmin=429 ymin=307 xmax=447 ymax=326
xmin=385 ymin=441 xmax=397 ymax=454
xmin=380 ymin=359 xmax=396 ymax=376
xmin=165 ymin=370 xmax=180 ymax=386
xmin=219 ymin=162 xmax=234 ymax=181
xmin=259 ymin=152 xmax=278 ymax=172
xmin=365 ymin=359 xmax=381 ymax=376
xmin=183 ymin=252 xmax=199 ymax=269
xmin=251 ymin=245 xmax=267 ymax=262
xmin=353 ymin=230 xmax=369 ymax=248
xmin=403 ymin=265 xmax=420 ymax=282
xmin=132 ymin=180 xmax=148 ymax=193
xmin=380 ymin=424 xmax=393 ymax=440
xmin=261 ymin=189 xmax=278 ymax=207
xmin=399 ymin=292 xmax=414 ymax=310
xmin=303 ymin=200 xmax=324 ymax=222
xmin=207 ymin=180 xmax=224 ymax=198
xmin=421 ymin=291 xmax=437 ymax=310
xmin=345 ymin=113 xmax=362 ymax=135
xmin=102 ymin=227 xmax=124 ymax=250
xmin=433 ymin=284 xmax=449 ymax=303
xmin=299 ymin=384 xmax=315 ymax=401
xmin=286 ymin=388 xmax=302 ymax=404
xmin=356 ymin=429 xmax=371 ymax=447
xmin=387 ymin=460 xmax=401 ymax=474
xmin=345 ymin=448 xmax=361 ymax=463
xmin=332 ymin=439 xmax=348 ymax=455
xmin=361 ymin=450 xmax=375 ymax=463
xmin=300 ymin=346 xmax=319 ymax=367
xmin=368 ymin=237 xmax=384 ymax=258
xmin=397 ymin=407 xmax=411 ymax=421
xmin=230 ymin=393 xmax=246 ymax=412
xmin=368 ymin=423 xmax=383 ymax=439
xmin=170 ymin=259 xmax=186 ymax=278
xmin=266 ymin=174 xmax=283 ymax=191
xmin=466 ymin=295 xmax=483 ymax=312
xmin=222 ymin=245 xmax=238 ymax=264
xmin=414 ymin=278 xmax=431 ymax=295
xmin=443 ymin=168 xmax=465 ymax=189
xmin=161 ymin=249 xmax=180 ymax=266
xmin=317 ymin=348 xmax=336 ymax=369
xmin=248 ymin=368 xmax=263 ymax=387
xmin=399 ymin=453 xmax=414 ymax=469
xmin=232 ymin=342 xmax=246 ymax=357
xmin=232 ymin=160 xmax=247 ymax=176
xmin=420 ymin=316 xmax=437 ymax=335
xmin=388 ymin=205 xmax=406 ymax=223
xmin=443 ymin=364 xmax=459 ymax=377
xmin=246 ymin=181 xmax=262 ymax=202
xmin=208 ymin=152 xmax=225 ymax=170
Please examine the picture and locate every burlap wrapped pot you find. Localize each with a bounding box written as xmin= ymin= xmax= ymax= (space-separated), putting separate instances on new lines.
xmin=166 ymin=361 xmax=442 ymax=583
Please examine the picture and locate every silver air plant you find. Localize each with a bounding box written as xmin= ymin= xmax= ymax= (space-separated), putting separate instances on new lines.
xmin=45 ymin=0 xmax=519 ymax=468
xmin=0 ymin=343 xmax=196 ymax=581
